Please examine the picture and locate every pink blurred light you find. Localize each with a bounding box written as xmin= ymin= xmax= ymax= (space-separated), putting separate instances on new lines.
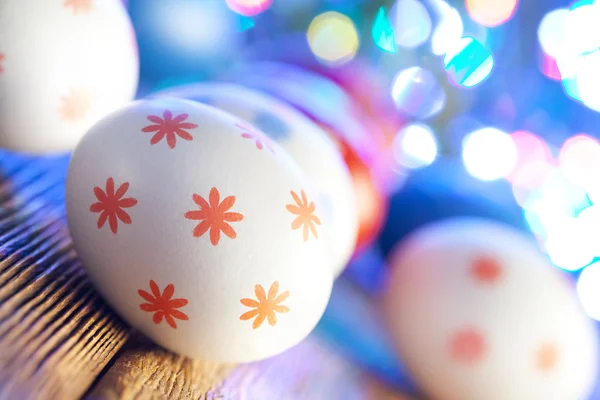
xmin=539 ymin=50 xmax=562 ymax=81
xmin=506 ymin=131 xmax=554 ymax=188
xmin=226 ymin=0 xmax=272 ymax=16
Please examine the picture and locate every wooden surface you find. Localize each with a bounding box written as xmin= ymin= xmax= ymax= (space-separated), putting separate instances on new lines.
xmin=0 ymin=157 xmax=129 ymax=399
xmin=87 ymin=335 xmax=234 ymax=399
xmin=0 ymin=154 xmax=416 ymax=399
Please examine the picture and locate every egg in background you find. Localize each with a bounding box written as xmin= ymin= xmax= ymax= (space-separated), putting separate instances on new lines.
xmin=383 ymin=218 xmax=598 ymax=400
xmin=227 ymin=62 xmax=389 ymax=253
xmin=0 ymin=0 xmax=138 ymax=153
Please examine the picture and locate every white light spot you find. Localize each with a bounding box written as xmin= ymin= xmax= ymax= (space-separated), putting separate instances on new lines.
xmin=462 ymin=127 xmax=517 ymax=181
xmin=394 ymin=124 xmax=438 ymax=169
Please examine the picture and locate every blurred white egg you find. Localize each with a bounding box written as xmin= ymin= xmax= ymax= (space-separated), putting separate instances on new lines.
xmin=155 ymin=83 xmax=358 ymax=277
xmin=0 ymin=0 xmax=138 ymax=153
xmin=66 ymin=98 xmax=332 ymax=362
xmin=383 ymin=218 xmax=598 ymax=400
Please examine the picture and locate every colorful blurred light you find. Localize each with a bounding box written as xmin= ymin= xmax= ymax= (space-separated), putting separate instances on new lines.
xmin=393 ymin=124 xmax=438 ymax=169
xmin=521 ymin=166 xmax=594 ymax=268
xmin=465 ymin=0 xmax=519 ymax=27
xmin=575 ymin=206 xmax=600 ymax=257
xmin=537 ymin=8 xmax=569 ymax=59
xmin=226 ymin=0 xmax=272 ymax=16
xmin=545 ymin=224 xmax=595 ymax=271
xmin=444 ymin=37 xmax=494 ymax=87
xmin=462 ymin=127 xmax=517 ymax=181
xmin=562 ymin=76 xmax=581 ymax=102
xmin=391 ymin=67 xmax=446 ymax=119
xmin=506 ymin=131 xmax=553 ymax=188
xmin=143 ymin=0 xmax=238 ymax=56
xmin=391 ymin=0 xmax=432 ymax=49
xmin=430 ymin=0 xmax=464 ymax=56
xmin=538 ymin=51 xmax=562 ymax=81
xmin=555 ymin=1 xmax=600 ymax=82
xmin=578 ymin=262 xmax=600 ymax=321
xmin=575 ymin=51 xmax=600 ymax=112
xmin=566 ymin=0 xmax=600 ymax=58
xmin=307 ymin=12 xmax=359 ymax=66
xmin=558 ymin=134 xmax=600 ymax=190
xmin=372 ymin=7 xmax=396 ymax=52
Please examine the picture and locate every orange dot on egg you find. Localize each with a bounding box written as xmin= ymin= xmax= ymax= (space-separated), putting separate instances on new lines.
xmin=450 ymin=327 xmax=488 ymax=364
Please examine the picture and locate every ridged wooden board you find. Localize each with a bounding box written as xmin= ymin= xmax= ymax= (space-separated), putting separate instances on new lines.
xmin=86 ymin=334 xmax=235 ymax=400
xmin=0 ymin=155 xmax=128 ymax=399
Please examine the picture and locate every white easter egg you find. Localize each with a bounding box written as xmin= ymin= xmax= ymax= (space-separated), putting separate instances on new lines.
xmin=383 ymin=218 xmax=598 ymax=400
xmin=155 ymin=83 xmax=358 ymax=277
xmin=66 ymin=98 xmax=333 ymax=362
xmin=0 ymin=0 xmax=138 ymax=153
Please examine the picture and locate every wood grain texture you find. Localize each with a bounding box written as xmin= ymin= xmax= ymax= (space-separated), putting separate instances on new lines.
xmin=89 ymin=333 xmax=416 ymax=400
xmin=86 ymin=335 xmax=234 ymax=400
xmin=0 ymin=156 xmax=130 ymax=400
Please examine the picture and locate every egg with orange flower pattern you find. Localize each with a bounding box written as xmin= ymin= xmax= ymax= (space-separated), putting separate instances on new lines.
xmin=0 ymin=0 xmax=138 ymax=152
xmin=383 ymin=218 xmax=598 ymax=400
xmin=155 ymin=83 xmax=358 ymax=277
xmin=66 ymin=98 xmax=333 ymax=362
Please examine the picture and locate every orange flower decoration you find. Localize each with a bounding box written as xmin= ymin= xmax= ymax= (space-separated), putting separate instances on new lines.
xmin=64 ymin=0 xmax=93 ymax=14
xmin=236 ymin=123 xmax=275 ymax=154
xmin=59 ymin=89 xmax=91 ymax=122
xmin=184 ymin=187 xmax=244 ymax=246
xmin=536 ymin=343 xmax=559 ymax=372
xmin=0 ymin=53 xmax=4 ymax=74
xmin=471 ymin=256 xmax=503 ymax=284
xmin=142 ymin=110 xmax=198 ymax=149
xmin=138 ymin=280 xmax=189 ymax=329
xmin=240 ymin=281 xmax=290 ymax=329
xmin=286 ymin=190 xmax=321 ymax=241
xmin=89 ymin=177 xmax=138 ymax=234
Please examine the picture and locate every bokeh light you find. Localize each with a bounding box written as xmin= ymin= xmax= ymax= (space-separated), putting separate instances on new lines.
xmin=372 ymin=7 xmax=396 ymax=52
xmin=575 ymin=51 xmax=600 ymax=112
xmin=136 ymin=0 xmax=238 ymax=57
xmin=565 ymin=0 xmax=600 ymax=59
xmin=465 ymin=0 xmax=519 ymax=27
xmin=577 ymin=261 xmax=600 ymax=321
xmin=307 ymin=12 xmax=360 ymax=66
xmin=575 ymin=206 xmax=600 ymax=256
xmin=538 ymin=51 xmax=562 ymax=81
xmin=391 ymin=67 xmax=446 ymax=119
xmin=545 ymin=227 xmax=595 ymax=271
xmin=537 ymin=8 xmax=569 ymax=59
xmin=558 ymin=134 xmax=600 ymax=190
xmin=226 ymin=0 xmax=272 ymax=16
xmin=391 ymin=0 xmax=432 ymax=49
xmin=393 ymin=124 xmax=438 ymax=169
xmin=554 ymin=1 xmax=600 ymax=88
xmin=430 ymin=0 xmax=464 ymax=56
xmin=444 ymin=37 xmax=494 ymax=87
xmin=506 ymin=131 xmax=553 ymax=188
xmin=462 ymin=127 xmax=517 ymax=181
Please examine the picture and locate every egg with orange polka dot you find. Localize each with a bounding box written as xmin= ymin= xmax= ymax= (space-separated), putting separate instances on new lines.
xmin=383 ymin=218 xmax=598 ymax=400
xmin=0 ymin=0 xmax=138 ymax=153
